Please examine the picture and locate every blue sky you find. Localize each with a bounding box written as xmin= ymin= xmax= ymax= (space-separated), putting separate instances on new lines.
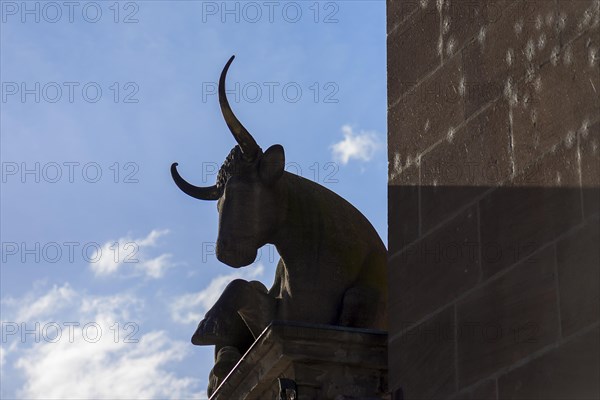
xmin=0 ymin=1 xmax=386 ymax=398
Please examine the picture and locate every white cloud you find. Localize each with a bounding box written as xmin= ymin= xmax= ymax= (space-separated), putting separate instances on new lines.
xmin=2 ymin=283 xmax=76 ymax=323
xmin=15 ymin=330 xmax=203 ymax=399
xmin=90 ymin=229 xmax=173 ymax=279
xmin=331 ymin=125 xmax=382 ymax=165
xmin=0 ymin=345 xmax=6 ymax=367
xmin=137 ymin=229 xmax=169 ymax=247
xmin=171 ymin=264 xmax=265 ymax=325
xmin=3 ymin=283 xmax=206 ymax=400
xmin=140 ymin=253 xmax=174 ymax=279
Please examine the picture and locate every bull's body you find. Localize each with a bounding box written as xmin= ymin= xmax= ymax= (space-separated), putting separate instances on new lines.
xmin=192 ymin=167 xmax=387 ymax=351
xmin=171 ymin=56 xmax=387 ymax=395
xmin=267 ymin=171 xmax=387 ymax=327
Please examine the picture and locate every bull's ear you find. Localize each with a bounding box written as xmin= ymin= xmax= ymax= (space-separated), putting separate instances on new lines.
xmin=259 ymin=144 xmax=285 ymax=185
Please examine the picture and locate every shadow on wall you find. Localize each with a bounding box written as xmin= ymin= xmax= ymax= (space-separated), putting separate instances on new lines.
xmin=387 ymin=182 xmax=599 ymax=400
xmin=387 ymin=0 xmax=599 ymax=397
xmin=386 ymin=105 xmax=599 ymax=399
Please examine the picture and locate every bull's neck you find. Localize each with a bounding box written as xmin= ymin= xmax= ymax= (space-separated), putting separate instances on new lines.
xmin=270 ymin=173 xmax=336 ymax=266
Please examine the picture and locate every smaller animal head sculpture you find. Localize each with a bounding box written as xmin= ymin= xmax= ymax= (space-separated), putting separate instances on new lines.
xmin=171 ymin=56 xmax=287 ymax=268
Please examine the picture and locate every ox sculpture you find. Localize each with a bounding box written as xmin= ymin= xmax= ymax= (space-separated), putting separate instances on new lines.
xmin=171 ymin=56 xmax=387 ymax=395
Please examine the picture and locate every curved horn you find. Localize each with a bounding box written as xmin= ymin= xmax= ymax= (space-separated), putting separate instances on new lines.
xmin=170 ymin=163 xmax=222 ymax=201
xmin=219 ymin=55 xmax=261 ymax=161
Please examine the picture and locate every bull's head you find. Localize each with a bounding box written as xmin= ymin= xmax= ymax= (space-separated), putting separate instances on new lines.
xmin=171 ymin=56 xmax=286 ymax=268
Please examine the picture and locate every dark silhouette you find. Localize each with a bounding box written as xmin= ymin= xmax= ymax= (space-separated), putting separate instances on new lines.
xmin=171 ymin=56 xmax=387 ymax=395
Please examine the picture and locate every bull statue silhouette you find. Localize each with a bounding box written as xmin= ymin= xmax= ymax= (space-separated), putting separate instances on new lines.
xmin=171 ymin=56 xmax=387 ymax=395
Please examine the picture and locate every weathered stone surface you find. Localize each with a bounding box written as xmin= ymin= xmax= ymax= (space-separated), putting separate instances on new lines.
xmin=421 ymin=99 xmax=512 ymax=232
xmin=556 ymin=218 xmax=600 ymax=336
xmin=512 ymin=32 xmax=600 ymax=172
xmin=389 ymin=54 xmax=465 ymax=166
xmin=457 ymin=246 xmax=559 ymax=388
xmin=388 ymin=184 xmax=419 ymax=254
xmin=450 ymin=378 xmax=497 ymax=400
xmin=498 ymin=326 xmax=600 ymax=399
xmin=387 ymin=0 xmax=599 ymax=397
xmin=388 ymin=161 xmax=420 ymax=253
xmin=387 ymin=1 xmax=441 ymax=100
xmin=479 ymin=138 xmax=582 ymax=278
xmin=389 ymin=205 xmax=479 ymax=329
xmin=581 ymin=119 xmax=600 ymax=217
xmin=209 ymin=321 xmax=388 ymax=400
xmin=443 ymin=0 xmax=516 ymax=63
xmin=389 ymin=307 xmax=456 ymax=400
xmin=387 ymin=0 xmax=419 ymax=34
xmin=557 ymin=0 xmax=599 ymax=46
xmin=462 ymin=0 xmax=559 ymax=117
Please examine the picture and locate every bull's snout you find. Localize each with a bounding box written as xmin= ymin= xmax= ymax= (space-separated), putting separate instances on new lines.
xmin=216 ymin=238 xmax=257 ymax=268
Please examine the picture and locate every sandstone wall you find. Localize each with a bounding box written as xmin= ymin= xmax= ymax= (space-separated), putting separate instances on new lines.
xmin=387 ymin=1 xmax=599 ymax=398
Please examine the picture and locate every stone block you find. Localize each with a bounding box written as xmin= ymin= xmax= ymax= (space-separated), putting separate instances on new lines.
xmin=388 ymin=161 xmax=420 ymax=253
xmin=387 ymin=0 xmax=420 ymax=34
xmin=462 ymin=0 xmax=560 ymax=117
xmin=457 ymin=246 xmax=560 ymax=388
xmin=511 ymin=32 xmax=600 ymax=172
xmin=450 ymin=378 xmax=498 ymax=400
xmin=479 ymin=138 xmax=583 ymax=277
xmin=209 ymin=321 xmax=388 ymax=400
xmin=389 ymin=205 xmax=479 ymax=329
xmin=581 ymin=119 xmax=600 ymax=217
xmin=421 ymin=99 xmax=512 ymax=232
xmin=442 ymin=0 xmax=516 ymax=61
xmin=388 ymin=184 xmax=420 ymax=254
xmin=498 ymin=326 xmax=600 ymax=399
xmin=557 ymin=0 xmax=599 ymax=45
xmin=556 ymin=218 xmax=600 ymax=336
xmin=387 ymin=1 xmax=441 ymax=101
xmin=389 ymin=54 xmax=465 ymax=165
xmin=389 ymin=307 xmax=456 ymax=399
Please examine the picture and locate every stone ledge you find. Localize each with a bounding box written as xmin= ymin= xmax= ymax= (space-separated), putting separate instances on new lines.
xmin=210 ymin=321 xmax=388 ymax=400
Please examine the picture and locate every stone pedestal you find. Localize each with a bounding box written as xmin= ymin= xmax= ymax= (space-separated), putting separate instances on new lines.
xmin=210 ymin=321 xmax=388 ymax=400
